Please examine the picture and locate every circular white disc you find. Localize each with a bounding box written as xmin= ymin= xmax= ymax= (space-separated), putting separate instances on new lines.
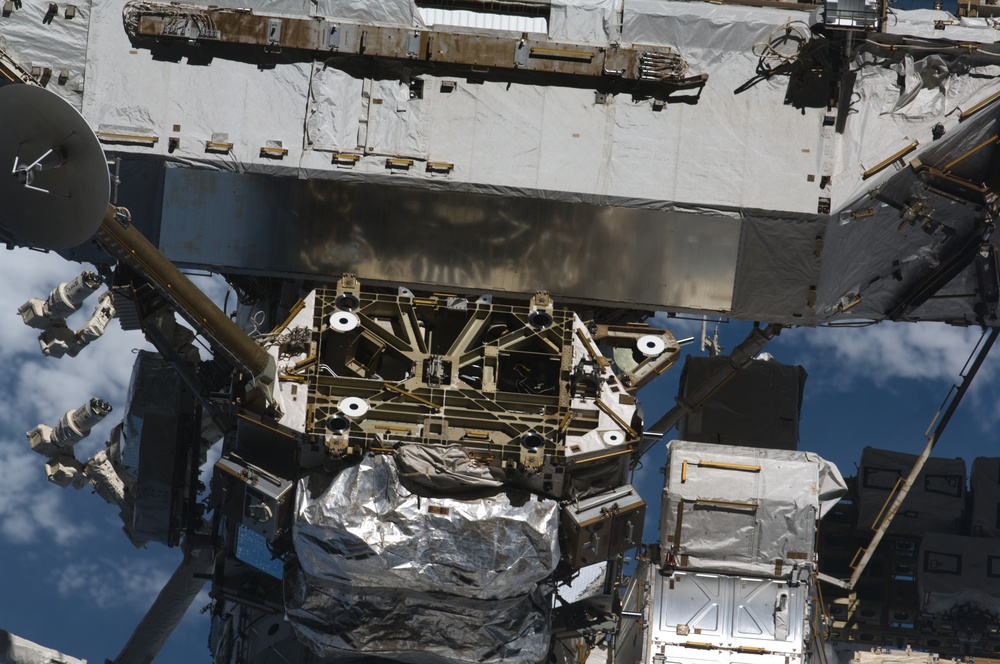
xmin=637 ymin=335 xmax=667 ymax=357
xmin=339 ymin=396 xmax=369 ymax=418
xmin=0 ymin=86 xmax=111 ymax=249
xmin=330 ymin=311 xmax=359 ymax=332
xmin=603 ymin=430 xmax=625 ymax=445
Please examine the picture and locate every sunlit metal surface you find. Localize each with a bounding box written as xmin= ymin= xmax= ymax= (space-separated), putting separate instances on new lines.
xmin=650 ymin=571 xmax=807 ymax=656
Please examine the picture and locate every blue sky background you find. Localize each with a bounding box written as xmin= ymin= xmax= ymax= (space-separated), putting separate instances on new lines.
xmin=0 ymin=248 xmax=216 ymax=661
xmin=3 ymin=244 xmax=998 ymax=662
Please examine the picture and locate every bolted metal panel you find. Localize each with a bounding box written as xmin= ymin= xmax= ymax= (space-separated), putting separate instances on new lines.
xmin=650 ymin=571 xmax=807 ymax=656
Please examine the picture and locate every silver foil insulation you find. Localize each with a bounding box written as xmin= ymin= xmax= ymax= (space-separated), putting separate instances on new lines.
xmin=287 ymin=454 xmax=559 ymax=664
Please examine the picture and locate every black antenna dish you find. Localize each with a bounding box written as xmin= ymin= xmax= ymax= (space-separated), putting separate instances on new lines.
xmin=0 ymin=85 xmax=111 ymax=250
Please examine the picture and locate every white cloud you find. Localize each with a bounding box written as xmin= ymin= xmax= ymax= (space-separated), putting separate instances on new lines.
xmin=0 ymin=249 xmax=232 ymax=553
xmin=52 ymin=552 xmax=212 ymax=625
xmin=785 ymin=322 xmax=992 ymax=385
xmin=769 ymin=321 xmax=1000 ymax=437
xmin=0 ymin=247 xmax=218 ymax=658
xmin=54 ymin=557 xmax=172 ymax=610
xmin=0 ymin=440 xmax=94 ymax=545
xmin=0 ymin=249 xmax=80 ymax=362
xmin=0 ymin=247 xmax=152 ymax=546
xmin=646 ymin=317 xmax=992 ymax=389
xmin=199 ymin=441 xmax=223 ymax=495
xmin=0 ymin=249 xmax=149 ymax=392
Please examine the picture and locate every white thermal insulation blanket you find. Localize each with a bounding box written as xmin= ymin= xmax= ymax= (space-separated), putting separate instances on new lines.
xmin=832 ymin=51 xmax=1000 ymax=209
xmin=0 ymin=631 xmax=86 ymax=664
xmin=887 ymin=9 xmax=1000 ymax=42
xmin=549 ymin=0 xmax=619 ymax=45
xmin=660 ymin=440 xmax=846 ymax=577
xmin=3 ymin=0 xmax=828 ymax=214
xmin=0 ymin=0 xmax=90 ymax=110
xmin=856 ymin=447 xmax=965 ymax=536
xmin=312 ymin=0 xmax=424 ymax=26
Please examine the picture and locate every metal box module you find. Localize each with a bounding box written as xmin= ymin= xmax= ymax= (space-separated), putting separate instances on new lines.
xmin=648 ymin=570 xmax=809 ymax=660
xmin=917 ymin=532 xmax=1000 ymax=615
xmin=615 ymin=440 xmax=845 ymax=664
xmin=856 ymin=447 xmax=966 ymax=536
xmin=561 ymin=484 xmax=645 ymax=568
xmin=615 ymin=561 xmax=813 ymax=664
xmin=677 ymin=356 xmax=806 ymax=451
xmin=214 ymin=455 xmax=294 ymax=543
xmin=970 ymin=457 xmax=1000 ymax=537
xmin=660 ymin=440 xmax=846 ymax=577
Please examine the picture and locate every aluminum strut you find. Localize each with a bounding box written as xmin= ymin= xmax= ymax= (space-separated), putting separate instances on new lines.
xmin=111 ymin=542 xmax=215 ymax=664
xmin=97 ymin=205 xmax=277 ymax=412
xmin=843 ymin=326 xmax=999 ymax=590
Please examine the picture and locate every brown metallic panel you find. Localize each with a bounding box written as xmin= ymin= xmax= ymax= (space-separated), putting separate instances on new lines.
xmin=130 ymin=3 xmax=691 ymax=84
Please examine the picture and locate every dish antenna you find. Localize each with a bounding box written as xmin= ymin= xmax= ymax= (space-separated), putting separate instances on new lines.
xmin=0 ymin=84 xmax=277 ymax=402
xmin=0 ymin=85 xmax=111 ymax=250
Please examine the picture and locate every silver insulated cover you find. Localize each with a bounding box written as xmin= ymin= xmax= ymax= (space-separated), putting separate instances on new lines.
xmin=287 ymin=454 xmax=558 ymax=664
xmin=285 ymin=569 xmax=552 ymax=664
xmin=293 ymin=453 xmax=559 ymax=599
xmin=660 ymin=440 xmax=846 ymax=577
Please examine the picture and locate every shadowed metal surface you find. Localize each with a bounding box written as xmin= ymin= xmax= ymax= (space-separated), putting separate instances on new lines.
xmin=157 ymin=168 xmax=740 ymax=312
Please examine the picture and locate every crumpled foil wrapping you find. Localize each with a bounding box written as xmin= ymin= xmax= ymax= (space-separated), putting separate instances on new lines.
xmin=287 ymin=455 xmax=558 ymax=664
xmin=294 ymin=454 xmax=559 ymax=600
xmin=285 ymin=566 xmax=552 ymax=664
xmin=394 ymin=443 xmax=506 ymax=492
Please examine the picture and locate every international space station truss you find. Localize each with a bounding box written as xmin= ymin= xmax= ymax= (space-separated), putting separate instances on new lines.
xmin=7 ymin=0 xmax=1000 ymax=659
